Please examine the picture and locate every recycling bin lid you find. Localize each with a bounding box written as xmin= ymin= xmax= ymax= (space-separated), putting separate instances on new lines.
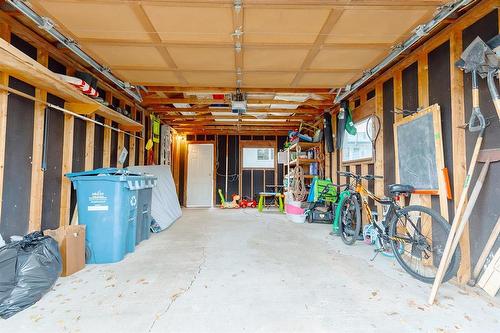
xmin=65 ymin=168 xmax=142 ymax=178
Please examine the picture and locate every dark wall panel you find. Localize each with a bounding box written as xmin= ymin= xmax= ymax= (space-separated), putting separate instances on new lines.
xmin=93 ymin=116 xmax=104 ymax=169
xmin=383 ymin=78 xmax=395 ymax=193
xmin=428 ymin=41 xmax=454 ymax=221
xmin=242 ymin=170 xmax=252 ymax=199
xmin=462 ymin=9 xmax=500 ymax=267
xmin=110 ymin=122 xmax=118 ymax=167
xmin=227 ymin=136 xmax=239 ymax=197
xmin=70 ymin=118 xmax=86 ymax=221
xmin=253 ymin=170 xmax=264 ymax=199
xmin=179 ymin=143 xmax=186 ymax=206
xmin=215 ymin=135 xmax=226 ymax=204
xmin=367 ymin=163 xmax=375 ymax=211
xmin=11 ymin=33 xmax=36 ymax=60
xmin=0 ymin=78 xmax=35 ymax=238
xmin=402 ymin=61 xmax=419 ymax=113
xmin=135 ymin=137 xmax=140 ymax=166
xmin=41 ymin=95 xmax=64 ymax=230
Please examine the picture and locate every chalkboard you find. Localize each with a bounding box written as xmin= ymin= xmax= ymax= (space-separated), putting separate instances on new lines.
xmin=395 ymin=105 xmax=442 ymax=190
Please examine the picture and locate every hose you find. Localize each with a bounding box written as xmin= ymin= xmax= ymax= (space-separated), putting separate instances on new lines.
xmin=292 ymin=166 xmax=307 ymax=202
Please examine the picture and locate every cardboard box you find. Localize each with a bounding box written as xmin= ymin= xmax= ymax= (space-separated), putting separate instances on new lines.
xmin=44 ymin=225 xmax=86 ymax=277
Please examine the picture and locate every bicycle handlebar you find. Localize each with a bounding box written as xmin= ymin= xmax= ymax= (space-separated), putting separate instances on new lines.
xmin=337 ymin=171 xmax=383 ymax=181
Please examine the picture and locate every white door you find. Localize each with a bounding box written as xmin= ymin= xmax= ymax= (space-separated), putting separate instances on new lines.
xmin=186 ymin=144 xmax=214 ymax=207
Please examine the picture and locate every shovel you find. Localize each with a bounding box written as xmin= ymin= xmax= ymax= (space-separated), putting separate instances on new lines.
xmin=429 ymin=149 xmax=500 ymax=304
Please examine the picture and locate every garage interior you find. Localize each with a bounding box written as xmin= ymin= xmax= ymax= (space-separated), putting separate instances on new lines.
xmin=0 ymin=0 xmax=499 ymax=332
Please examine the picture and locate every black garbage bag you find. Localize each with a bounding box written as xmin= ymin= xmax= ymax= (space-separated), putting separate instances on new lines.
xmin=0 ymin=231 xmax=62 ymax=319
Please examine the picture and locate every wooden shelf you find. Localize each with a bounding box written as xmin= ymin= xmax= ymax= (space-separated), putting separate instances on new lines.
xmin=289 ymin=141 xmax=322 ymax=151
xmin=289 ymin=158 xmax=321 ymax=166
xmin=0 ymin=38 xmax=143 ymax=132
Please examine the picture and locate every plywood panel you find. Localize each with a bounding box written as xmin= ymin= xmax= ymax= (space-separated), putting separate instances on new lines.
xmin=244 ymin=49 xmax=308 ymax=71
xmin=84 ymin=44 xmax=169 ymax=68
xmin=168 ymin=47 xmax=235 ymax=70
xmin=296 ymin=72 xmax=358 ymax=88
xmin=37 ymin=2 xmax=150 ymax=41
xmin=143 ymin=5 xmax=233 ymax=43
xmin=115 ymin=70 xmax=180 ymax=85
xmin=183 ymin=71 xmax=236 ymax=87
xmin=243 ymin=72 xmax=295 ymax=87
xmin=310 ymin=48 xmax=386 ymax=70
xmin=327 ymin=9 xmax=430 ymax=44
xmin=245 ymin=8 xmax=331 ymax=44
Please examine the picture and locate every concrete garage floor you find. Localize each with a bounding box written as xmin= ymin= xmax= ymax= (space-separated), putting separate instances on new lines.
xmin=1 ymin=209 xmax=499 ymax=333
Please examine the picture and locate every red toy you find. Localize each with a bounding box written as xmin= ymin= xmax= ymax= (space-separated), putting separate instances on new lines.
xmin=239 ymin=197 xmax=257 ymax=208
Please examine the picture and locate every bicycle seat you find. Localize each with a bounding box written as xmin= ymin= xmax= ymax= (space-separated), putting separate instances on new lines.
xmin=388 ymin=184 xmax=415 ymax=197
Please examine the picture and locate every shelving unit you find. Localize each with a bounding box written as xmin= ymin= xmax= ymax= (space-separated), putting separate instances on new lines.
xmin=285 ymin=141 xmax=323 ymax=195
xmin=0 ymin=38 xmax=143 ymax=132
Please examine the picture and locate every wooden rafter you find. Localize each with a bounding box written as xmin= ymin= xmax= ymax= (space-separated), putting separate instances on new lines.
xmin=143 ymin=97 xmax=332 ymax=106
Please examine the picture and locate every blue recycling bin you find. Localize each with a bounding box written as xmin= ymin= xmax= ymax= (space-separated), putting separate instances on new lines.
xmin=66 ymin=168 xmax=152 ymax=264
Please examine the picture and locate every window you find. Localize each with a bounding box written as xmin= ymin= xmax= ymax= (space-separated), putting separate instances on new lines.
xmin=342 ymin=118 xmax=373 ymax=163
xmin=243 ymin=148 xmax=274 ymax=168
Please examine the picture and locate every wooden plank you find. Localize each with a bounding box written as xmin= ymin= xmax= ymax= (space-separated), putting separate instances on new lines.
xmin=28 ymin=49 xmax=48 ymax=232
xmin=102 ymin=119 xmax=112 ymax=168
xmin=143 ymin=97 xmax=333 ymax=106
xmin=418 ymin=53 xmax=430 ymax=108
xmin=85 ymin=114 xmax=95 ymax=170
xmin=0 ymin=22 xmax=10 ymax=227
xmin=374 ymin=82 xmax=384 ymax=217
xmin=59 ymin=113 xmax=74 ymax=227
xmin=450 ymin=29 xmax=470 ymax=284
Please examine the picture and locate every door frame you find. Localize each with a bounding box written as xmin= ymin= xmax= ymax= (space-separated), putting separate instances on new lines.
xmin=184 ymin=141 xmax=216 ymax=207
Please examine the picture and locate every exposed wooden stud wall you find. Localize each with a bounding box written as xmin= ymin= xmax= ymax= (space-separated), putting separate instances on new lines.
xmin=28 ymin=49 xmax=48 ymax=232
xmin=0 ymin=16 xmax=147 ymax=233
xmin=84 ymin=115 xmax=95 ymax=170
xmin=324 ymin=0 xmax=499 ymax=284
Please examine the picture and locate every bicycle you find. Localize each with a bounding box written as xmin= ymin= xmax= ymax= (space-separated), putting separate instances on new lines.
xmin=337 ymin=171 xmax=461 ymax=284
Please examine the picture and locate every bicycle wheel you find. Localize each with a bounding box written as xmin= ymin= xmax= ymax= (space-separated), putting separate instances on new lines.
xmin=389 ymin=205 xmax=461 ymax=284
xmin=339 ymin=195 xmax=361 ymax=245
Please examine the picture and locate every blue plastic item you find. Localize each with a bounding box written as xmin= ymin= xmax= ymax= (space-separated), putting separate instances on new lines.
xmin=66 ymin=168 xmax=152 ymax=264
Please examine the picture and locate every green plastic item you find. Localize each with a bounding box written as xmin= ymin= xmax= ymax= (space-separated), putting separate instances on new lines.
xmin=218 ymin=189 xmax=226 ymax=204
xmin=312 ymin=178 xmax=337 ymax=203
xmin=332 ymin=190 xmax=352 ymax=234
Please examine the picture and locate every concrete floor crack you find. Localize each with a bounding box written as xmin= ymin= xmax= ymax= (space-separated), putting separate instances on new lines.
xmin=148 ymin=246 xmax=207 ymax=332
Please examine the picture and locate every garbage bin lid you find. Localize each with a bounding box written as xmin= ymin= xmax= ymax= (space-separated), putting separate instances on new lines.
xmin=65 ymin=168 xmax=142 ymax=178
